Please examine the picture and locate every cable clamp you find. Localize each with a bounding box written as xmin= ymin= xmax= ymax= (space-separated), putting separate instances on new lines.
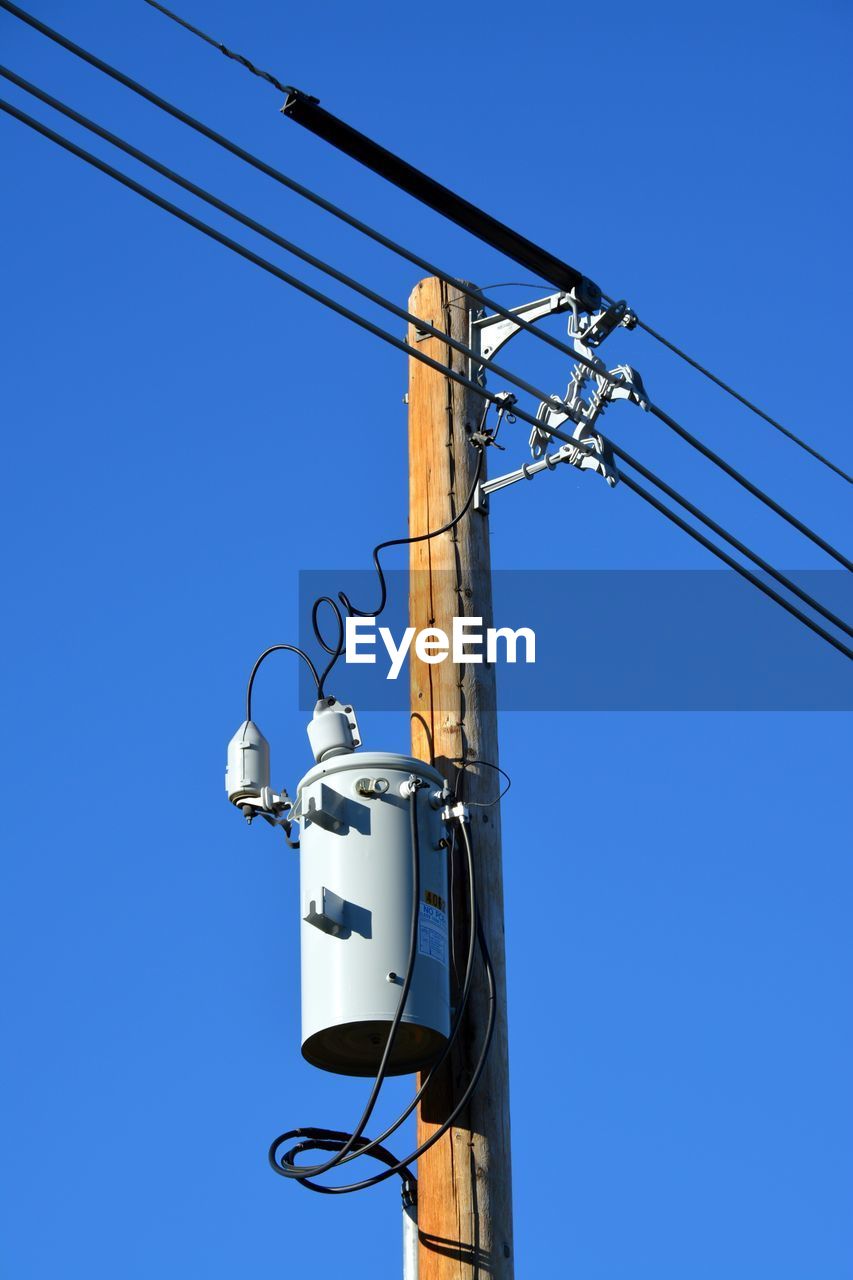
xmin=527 ymin=358 xmax=648 ymax=463
xmin=442 ymin=801 xmax=470 ymax=825
xmin=470 ymin=392 xmax=516 ymax=451
xmin=401 ymin=1175 xmax=418 ymax=1209
xmin=469 ymin=430 xmax=503 ymax=450
xmin=604 ymin=364 xmax=649 ymax=411
xmin=240 ymin=788 xmax=300 ymax=847
xmin=576 ymin=298 xmax=637 ymax=346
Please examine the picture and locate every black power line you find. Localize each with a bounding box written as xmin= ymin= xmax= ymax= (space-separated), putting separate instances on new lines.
xmin=141 ymin=0 xmax=601 ymax=310
xmin=0 ymin=3 xmax=620 ymax=382
xmin=617 ymin=469 xmax=853 ymax=662
xmin=143 ymin=0 xmax=293 ymax=96
xmin=7 ymin=0 xmax=851 ymax=524
xmin=0 ymin=66 xmax=602 ymax=423
xmin=10 ymin=69 xmax=847 ymax=649
xmin=608 ymin=446 xmax=853 ymax=641
xmin=626 ymin=309 xmax=853 ymax=486
xmin=2 ymin=95 xmax=850 ymax=665
xmin=648 ymin=403 xmax=853 ymax=572
xmin=139 ymin=0 xmax=853 ymax=490
xmin=5 ymin=61 xmax=850 ymax=587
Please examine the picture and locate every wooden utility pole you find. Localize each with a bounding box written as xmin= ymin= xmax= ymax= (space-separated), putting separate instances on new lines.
xmin=408 ymin=277 xmax=514 ymax=1278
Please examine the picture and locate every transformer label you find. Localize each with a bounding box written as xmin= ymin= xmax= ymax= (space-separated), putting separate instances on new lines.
xmin=418 ymin=901 xmax=448 ymax=967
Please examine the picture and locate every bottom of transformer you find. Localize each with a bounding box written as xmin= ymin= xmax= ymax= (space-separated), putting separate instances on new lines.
xmin=302 ymin=1019 xmax=448 ymax=1077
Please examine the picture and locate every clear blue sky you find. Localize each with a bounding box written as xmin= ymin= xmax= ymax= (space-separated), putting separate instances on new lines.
xmin=1 ymin=1 xmax=851 ymax=1276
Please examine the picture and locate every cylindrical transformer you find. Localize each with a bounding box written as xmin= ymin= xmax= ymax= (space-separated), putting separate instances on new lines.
xmin=295 ymin=751 xmax=450 ymax=1077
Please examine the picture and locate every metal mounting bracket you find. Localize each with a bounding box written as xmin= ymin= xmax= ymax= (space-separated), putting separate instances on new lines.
xmin=468 ymin=289 xmax=580 ymax=382
xmin=469 ymin=292 xmax=636 ymax=384
xmin=469 ymin=291 xmax=644 ymax=511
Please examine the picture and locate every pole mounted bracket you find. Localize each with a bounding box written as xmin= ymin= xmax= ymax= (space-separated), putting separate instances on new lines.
xmin=468 ymin=293 xmax=636 ymax=384
xmin=473 ymin=299 xmax=645 ymax=511
xmin=469 ymin=289 xmax=579 ymax=383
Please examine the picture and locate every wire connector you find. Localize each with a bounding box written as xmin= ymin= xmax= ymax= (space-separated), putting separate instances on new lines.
xmin=578 ymin=298 xmax=636 ymax=346
xmin=442 ymin=801 xmax=470 ymax=825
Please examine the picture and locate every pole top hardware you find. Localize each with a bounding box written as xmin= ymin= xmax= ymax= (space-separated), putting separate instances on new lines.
xmin=471 ymin=293 xmax=644 ymax=511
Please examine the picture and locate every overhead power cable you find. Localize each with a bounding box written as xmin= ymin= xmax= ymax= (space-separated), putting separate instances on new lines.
xmin=612 ymin=302 xmax=852 ymax=486
xmin=646 ymin=403 xmax=852 ymax=571
xmin=3 ymin=62 xmax=848 ymax=586
xmin=0 ymin=66 xmax=599 ymax=424
xmin=610 ymin=447 xmax=853 ymax=640
xmin=0 ymin=97 xmax=602 ymax=462
xmin=6 ymin=2 xmax=851 ymax=514
xmin=10 ymin=67 xmax=842 ymax=642
xmin=0 ymin=3 xmax=615 ymax=379
xmin=143 ymin=0 xmax=293 ymax=96
xmin=6 ymin=2 xmax=849 ymax=509
xmin=603 ymin=452 xmax=853 ymax=662
xmin=141 ymin=0 xmax=601 ymax=307
xmin=2 ymin=96 xmax=851 ymax=664
xmin=138 ymin=0 xmax=853 ymax=489
xmin=617 ymin=468 xmax=853 ymax=661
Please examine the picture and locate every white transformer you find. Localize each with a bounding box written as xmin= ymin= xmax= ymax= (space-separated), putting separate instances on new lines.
xmin=293 ymin=751 xmax=451 ymax=1076
xmin=226 ymin=703 xmax=452 ymax=1078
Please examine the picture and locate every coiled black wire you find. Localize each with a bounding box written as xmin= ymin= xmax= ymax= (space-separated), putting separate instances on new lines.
xmin=244 ymin=415 xmax=492 ymax=712
xmin=309 ymin=419 xmax=493 ymax=696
